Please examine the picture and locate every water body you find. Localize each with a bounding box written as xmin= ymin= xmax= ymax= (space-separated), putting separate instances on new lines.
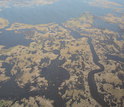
xmin=41 ymin=57 xmax=70 ymax=107
xmin=69 ymin=29 xmax=109 ymax=107
xmin=0 ymin=63 xmax=26 ymax=100
xmin=0 ymin=0 xmax=123 ymax=49
xmin=106 ymin=54 xmax=124 ymax=62
xmin=0 ymin=57 xmax=70 ymax=107
xmin=73 ymin=31 xmax=124 ymax=106
xmin=0 ymin=0 xmax=115 ymax=24
xmin=0 ymin=0 xmax=124 ymax=106
xmin=93 ymin=17 xmax=120 ymax=32
xmin=0 ymin=55 xmax=8 ymax=60
xmin=0 ymin=30 xmax=32 ymax=48
xmin=87 ymin=38 xmax=109 ymax=107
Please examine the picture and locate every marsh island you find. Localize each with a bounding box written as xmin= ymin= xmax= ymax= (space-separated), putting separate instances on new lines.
xmin=0 ymin=0 xmax=124 ymax=107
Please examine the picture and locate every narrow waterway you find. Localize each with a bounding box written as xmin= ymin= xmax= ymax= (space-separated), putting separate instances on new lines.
xmin=61 ymin=25 xmax=109 ymax=106
xmin=87 ymin=38 xmax=109 ymax=107
xmin=106 ymin=54 xmax=124 ymax=62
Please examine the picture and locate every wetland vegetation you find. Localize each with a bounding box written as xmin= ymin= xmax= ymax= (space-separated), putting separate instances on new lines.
xmin=0 ymin=0 xmax=124 ymax=107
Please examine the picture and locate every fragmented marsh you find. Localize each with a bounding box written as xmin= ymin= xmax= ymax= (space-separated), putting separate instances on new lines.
xmin=0 ymin=0 xmax=124 ymax=107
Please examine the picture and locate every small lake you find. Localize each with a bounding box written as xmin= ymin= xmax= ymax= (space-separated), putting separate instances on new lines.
xmin=0 ymin=30 xmax=32 ymax=48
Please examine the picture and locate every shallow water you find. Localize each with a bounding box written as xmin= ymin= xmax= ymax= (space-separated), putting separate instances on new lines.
xmin=0 ymin=0 xmax=124 ymax=106
xmin=0 ymin=30 xmax=31 ymax=48
xmin=0 ymin=0 xmax=115 ymax=24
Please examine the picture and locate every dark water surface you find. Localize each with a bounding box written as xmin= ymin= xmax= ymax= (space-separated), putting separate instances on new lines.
xmin=70 ymin=30 xmax=109 ymax=106
xmin=0 ymin=0 xmax=124 ymax=106
xmin=0 ymin=30 xmax=32 ymax=48
xmin=0 ymin=57 xmax=70 ymax=107
xmin=106 ymin=54 xmax=124 ymax=62
xmin=87 ymin=38 xmax=109 ymax=107
xmin=41 ymin=57 xmax=70 ymax=107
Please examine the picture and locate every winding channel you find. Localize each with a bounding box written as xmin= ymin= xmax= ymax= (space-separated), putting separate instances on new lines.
xmin=61 ymin=25 xmax=109 ymax=106
xmin=87 ymin=38 xmax=109 ymax=107
xmin=70 ymin=29 xmax=109 ymax=107
xmin=0 ymin=26 xmax=123 ymax=107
